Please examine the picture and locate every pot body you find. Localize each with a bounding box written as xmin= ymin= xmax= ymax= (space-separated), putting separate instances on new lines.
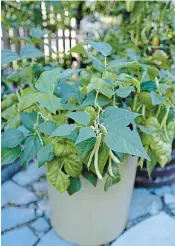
xmin=48 ymin=156 xmax=137 ymax=246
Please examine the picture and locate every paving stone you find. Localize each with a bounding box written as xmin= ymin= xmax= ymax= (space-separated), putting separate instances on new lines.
xmin=133 ymin=188 xmax=150 ymax=194
xmin=36 ymin=209 xmax=44 ymax=217
xmin=164 ymin=194 xmax=175 ymax=205
xmin=32 ymin=181 xmax=48 ymax=194
xmin=171 ymin=183 xmax=175 ymax=194
xmin=30 ymin=218 xmax=50 ymax=232
xmin=2 ymin=207 xmax=35 ymax=231
xmin=36 ymin=229 xmax=74 ymax=246
xmin=1 ymin=181 xmax=37 ymax=207
xmin=37 ymin=199 xmax=50 ymax=218
xmin=12 ymin=161 xmax=46 ymax=186
xmin=128 ymin=191 xmax=162 ymax=220
xmin=28 ymin=203 xmax=37 ymax=209
xmin=2 ymin=226 xmax=38 ymax=246
xmin=112 ymin=212 xmax=175 ymax=246
xmin=36 ymin=231 xmax=45 ymax=239
xmin=151 ymin=185 xmax=172 ymax=197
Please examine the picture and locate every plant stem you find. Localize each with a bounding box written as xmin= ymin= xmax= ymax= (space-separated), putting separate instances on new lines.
xmin=156 ymin=105 xmax=161 ymax=118
xmin=133 ymin=94 xmax=138 ymax=111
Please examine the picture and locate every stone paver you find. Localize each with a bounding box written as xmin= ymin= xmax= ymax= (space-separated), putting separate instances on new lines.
xmin=112 ymin=212 xmax=175 ymax=246
xmin=2 ymin=207 xmax=36 ymax=231
xmin=164 ymin=193 xmax=175 ymax=204
xmin=36 ymin=229 xmax=74 ymax=246
xmin=30 ymin=218 xmax=50 ymax=232
xmin=2 ymin=226 xmax=38 ymax=246
xmin=171 ymin=183 xmax=175 ymax=194
xmin=128 ymin=191 xmax=162 ymax=221
xmin=37 ymin=199 xmax=51 ymax=218
xmin=12 ymin=161 xmax=46 ymax=186
xmin=2 ymin=181 xmax=37 ymax=207
xmin=32 ymin=181 xmax=48 ymax=194
xmin=151 ymin=185 xmax=172 ymax=196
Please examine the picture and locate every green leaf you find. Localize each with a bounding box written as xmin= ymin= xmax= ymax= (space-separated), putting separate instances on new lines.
xmin=107 ymin=60 xmax=138 ymax=70
xmin=21 ymin=135 xmax=42 ymax=164
xmin=31 ymin=28 xmax=46 ymax=38
xmin=86 ymin=51 xmax=104 ymax=73
xmin=88 ymin=78 xmax=113 ymax=98
xmin=20 ymin=46 xmax=44 ymax=59
xmin=37 ymin=93 xmax=61 ymax=113
xmin=137 ymin=124 xmax=152 ymax=135
xmin=116 ymin=73 xmax=140 ymax=91
xmin=59 ymin=69 xmax=81 ymax=79
xmin=18 ymin=93 xmax=38 ymax=111
xmin=140 ymin=81 xmax=157 ymax=92
xmin=47 ymin=161 xmax=70 ymax=193
xmin=76 ymin=137 xmax=96 ymax=164
xmin=2 ymin=129 xmax=24 ymax=148
xmin=50 ymin=124 xmax=77 ymax=137
xmin=37 ymin=144 xmax=54 ymax=167
xmin=105 ymin=128 xmax=149 ymax=160
xmin=147 ymin=148 xmax=157 ymax=177
xmin=70 ymin=43 xmax=87 ymax=56
xmin=38 ymin=120 xmax=57 ymax=135
xmin=67 ymin=177 xmax=81 ymax=195
xmin=66 ymin=112 xmax=91 ymax=125
xmin=1 ymin=49 xmax=20 ymax=65
xmin=104 ymin=170 xmax=121 ymax=191
xmin=150 ymin=91 xmax=166 ymax=105
xmin=82 ymin=170 xmax=97 ymax=187
xmin=2 ymin=105 xmax=18 ymax=121
xmin=35 ymin=68 xmax=62 ymax=94
xmin=100 ymin=106 xmax=139 ymax=130
xmin=75 ymin=127 xmax=96 ymax=145
xmin=11 ymin=37 xmax=31 ymax=45
xmin=20 ymin=112 xmax=37 ymax=130
xmin=64 ymin=155 xmax=83 ymax=178
xmin=87 ymin=41 xmax=112 ymax=56
xmin=115 ymin=86 xmax=134 ymax=98
xmin=2 ymin=147 xmax=21 ymax=165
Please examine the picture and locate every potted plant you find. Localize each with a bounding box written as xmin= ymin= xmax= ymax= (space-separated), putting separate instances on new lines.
xmin=2 ymin=40 xmax=174 ymax=245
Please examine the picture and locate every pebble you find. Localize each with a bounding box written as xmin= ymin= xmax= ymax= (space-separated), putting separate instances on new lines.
xmin=151 ymin=185 xmax=172 ymax=197
xmin=37 ymin=200 xmax=51 ymax=218
xmin=32 ymin=181 xmax=48 ymax=194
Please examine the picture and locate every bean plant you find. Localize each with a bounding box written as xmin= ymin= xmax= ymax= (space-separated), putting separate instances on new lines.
xmin=1 ymin=40 xmax=175 ymax=194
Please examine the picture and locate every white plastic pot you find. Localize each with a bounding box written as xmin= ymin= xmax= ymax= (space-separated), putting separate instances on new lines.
xmin=48 ymin=156 xmax=137 ymax=246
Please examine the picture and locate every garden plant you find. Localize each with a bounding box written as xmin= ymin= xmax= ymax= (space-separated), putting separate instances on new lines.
xmin=2 ymin=38 xmax=175 ymax=194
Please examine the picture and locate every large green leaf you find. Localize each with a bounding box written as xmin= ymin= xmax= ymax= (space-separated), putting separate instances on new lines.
xmin=150 ymin=91 xmax=166 ymax=105
xmin=100 ymin=106 xmax=139 ymax=130
xmin=87 ymin=78 xmax=113 ymax=98
xmin=87 ymin=41 xmax=112 ymax=56
xmin=75 ymin=127 xmax=96 ymax=145
xmin=1 ymin=49 xmax=20 ymax=65
xmin=116 ymin=73 xmax=140 ymax=91
xmin=86 ymin=51 xmax=104 ymax=73
xmin=20 ymin=46 xmax=44 ymax=59
xmin=105 ymin=127 xmax=149 ymax=159
xmin=37 ymin=93 xmax=61 ymax=113
xmin=59 ymin=69 xmax=81 ymax=79
xmin=50 ymin=124 xmax=77 ymax=137
xmin=2 ymin=129 xmax=24 ymax=148
xmin=66 ymin=112 xmax=91 ymax=125
xmin=64 ymin=155 xmax=82 ymax=178
xmin=115 ymin=86 xmax=134 ymax=98
xmin=20 ymin=112 xmax=37 ymax=130
xmin=47 ymin=160 xmax=70 ymax=193
xmin=21 ymin=135 xmax=42 ymax=164
xmin=31 ymin=27 xmax=46 ymax=38
xmin=38 ymin=120 xmax=57 ymax=135
xmin=67 ymin=177 xmax=81 ymax=195
xmin=82 ymin=170 xmax=97 ymax=187
xmin=107 ymin=60 xmax=138 ymax=70
xmin=76 ymin=137 xmax=96 ymax=164
xmin=2 ymin=147 xmax=21 ymax=165
xmin=70 ymin=43 xmax=87 ymax=56
xmin=35 ymin=68 xmax=62 ymax=93
xmin=37 ymin=144 xmax=54 ymax=167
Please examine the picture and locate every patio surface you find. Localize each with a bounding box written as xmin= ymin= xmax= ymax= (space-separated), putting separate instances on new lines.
xmin=2 ymin=161 xmax=175 ymax=246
